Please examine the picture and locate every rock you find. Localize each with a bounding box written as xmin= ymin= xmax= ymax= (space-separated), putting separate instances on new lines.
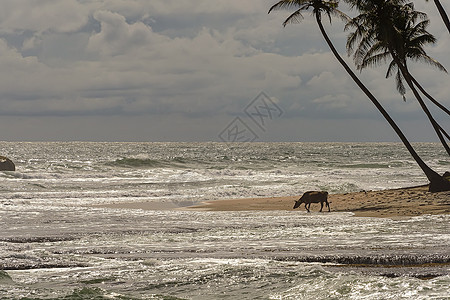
xmin=0 ymin=156 xmax=15 ymax=171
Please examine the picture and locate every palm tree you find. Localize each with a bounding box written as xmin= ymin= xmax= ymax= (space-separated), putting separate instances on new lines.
xmin=384 ymin=12 xmax=449 ymax=113
xmin=359 ymin=12 xmax=450 ymax=119
xmin=269 ymin=0 xmax=450 ymax=191
xmin=385 ymin=9 xmax=450 ymax=139
xmin=426 ymin=0 xmax=450 ymax=34
xmin=349 ymin=2 xmax=450 ymax=136
xmin=345 ymin=0 xmax=450 ymax=156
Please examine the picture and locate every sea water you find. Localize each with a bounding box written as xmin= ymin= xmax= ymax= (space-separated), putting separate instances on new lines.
xmin=0 ymin=142 xmax=449 ymax=299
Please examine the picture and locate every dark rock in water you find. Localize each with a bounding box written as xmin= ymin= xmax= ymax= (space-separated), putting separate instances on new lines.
xmin=0 ymin=155 xmax=15 ymax=171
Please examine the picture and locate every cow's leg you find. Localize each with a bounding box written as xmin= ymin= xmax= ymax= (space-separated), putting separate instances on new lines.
xmin=305 ymin=203 xmax=310 ymax=213
xmin=326 ymin=201 xmax=330 ymax=212
xmin=320 ymin=201 xmax=324 ymax=212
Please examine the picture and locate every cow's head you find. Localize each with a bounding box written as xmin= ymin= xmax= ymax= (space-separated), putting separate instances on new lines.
xmin=293 ymin=198 xmax=304 ymax=209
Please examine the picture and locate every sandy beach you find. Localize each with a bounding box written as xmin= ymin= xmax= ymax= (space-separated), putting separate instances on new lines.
xmin=99 ymin=185 xmax=450 ymax=219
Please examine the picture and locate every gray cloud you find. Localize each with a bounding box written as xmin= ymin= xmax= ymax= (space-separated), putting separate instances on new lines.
xmin=0 ymin=0 xmax=448 ymax=141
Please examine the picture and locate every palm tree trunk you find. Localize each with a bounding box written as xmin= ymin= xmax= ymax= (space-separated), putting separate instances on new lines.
xmin=392 ymin=53 xmax=450 ymax=156
xmin=433 ymin=0 xmax=450 ymax=35
xmin=410 ymin=76 xmax=450 ymax=116
xmin=315 ymin=13 xmax=449 ymax=192
xmin=410 ymin=77 xmax=450 ymax=141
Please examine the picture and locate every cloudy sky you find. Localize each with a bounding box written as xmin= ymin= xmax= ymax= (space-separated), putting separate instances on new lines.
xmin=0 ymin=0 xmax=448 ymax=142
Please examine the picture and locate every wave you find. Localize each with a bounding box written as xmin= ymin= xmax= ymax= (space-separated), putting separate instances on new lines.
xmin=0 ymin=171 xmax=62 ymax=180
xmin=338 ymin=162 xmax=406 ymax=169
xmin=107 ymin=158 xmax=165 ymax=168
xmin=277 ymin=253 xmax=450 ymax=266
xmin=436 ymin=159 xmax=450 ymax=166
xmin=49 ymin=287 xmax=133 ymax=300
xmin=1 ymin=236 xmax=76 ymax=243
xmin=106 ymin=157 xmax=194 ymax=169
xmin=105 ymin=156 xmax=274 ymax=170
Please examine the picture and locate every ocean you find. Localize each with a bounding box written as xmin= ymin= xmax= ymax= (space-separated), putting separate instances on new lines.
xmin=0 ymin=142 xmax=449 ymax=299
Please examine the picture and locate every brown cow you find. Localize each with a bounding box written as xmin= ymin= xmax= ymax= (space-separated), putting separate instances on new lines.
xmin=293 ymin=191 xmax=329 ymax=212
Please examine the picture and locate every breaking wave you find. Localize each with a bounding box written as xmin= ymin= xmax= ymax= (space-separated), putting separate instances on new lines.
xmin=277 ymin=253 xmax=450 ymax=266
xmin=106 ymin=157 xmax=195 ymax=169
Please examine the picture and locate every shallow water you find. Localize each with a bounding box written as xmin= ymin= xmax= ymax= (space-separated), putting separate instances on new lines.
xmin=1 ymin=207 xmax=449 ymax=299
xmin=1 ymin=142 xmax=449 ymax=299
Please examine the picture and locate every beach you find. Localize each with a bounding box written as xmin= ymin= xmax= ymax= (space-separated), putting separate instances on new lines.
xmin=2 ymin=142 xmax=449 ymax=299
xmin=99 ymin=184 xmax=450 ymax=219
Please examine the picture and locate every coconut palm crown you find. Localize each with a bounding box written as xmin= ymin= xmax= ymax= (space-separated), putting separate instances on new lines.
xmin=346 ymin=1 xmax=446 ymax=98
xmin=269 ymin=0 xmax=345 ymax=25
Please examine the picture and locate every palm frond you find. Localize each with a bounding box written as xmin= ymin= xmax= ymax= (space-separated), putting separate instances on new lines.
xmin=409 ymin=32 xmax=436 ymax=48
xmin=346 ymin=26 xmax=362 ymax=56
xmin=282 ymin=8 xmax=306 ymax=26
xmin=354 ymin=34 xmax=378 ymax=67
xmin=269 ymin=0 xmax=306 ymax=14
xmin=360 ymin=50 xmax=390 ymax=70
xmin=331 ymin=8 xmax=351 ymax=23
xmin=386 ymin=59 xmax=406 ymax=99
xmin=395 ymin=69 xmax=406 ymax=100
xmin=414 ymin=54 xmax=448 ymax=73
xmin=269 ymin=0 xmax=342 ymax=26
xmin=386 ymin=60 xmax=398 ymax=78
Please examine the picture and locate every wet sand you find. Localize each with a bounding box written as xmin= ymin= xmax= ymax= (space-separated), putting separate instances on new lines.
xmin=99 ymin=185 xmax=450 ymax=219
xmin=184 ymin=185 xmax=450 ymax=218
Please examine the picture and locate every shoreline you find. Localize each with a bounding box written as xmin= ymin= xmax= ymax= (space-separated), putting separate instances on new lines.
xmin=183 ymin=185 xmax=450 ymax=218
xmin=97 ymin=185 xmax=450 ymax=218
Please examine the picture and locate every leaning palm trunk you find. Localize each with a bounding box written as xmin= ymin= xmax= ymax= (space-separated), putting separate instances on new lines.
xmin=433 ymin=0 xmax=450 ymax=34
xmin=410 ymin=76 xmax=450 ymax=141
xmin=315 ymin=14 xmax=449 ymax=192
xmin=411 ymin=76 xmax=450 ymax=116
xmin=390 ymin=52 xmax=450 ymax=157
xmin=402 ymin=65 xmax=450 ymax=156
xmin=410 ymin=73 xmax=450 ymax=142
